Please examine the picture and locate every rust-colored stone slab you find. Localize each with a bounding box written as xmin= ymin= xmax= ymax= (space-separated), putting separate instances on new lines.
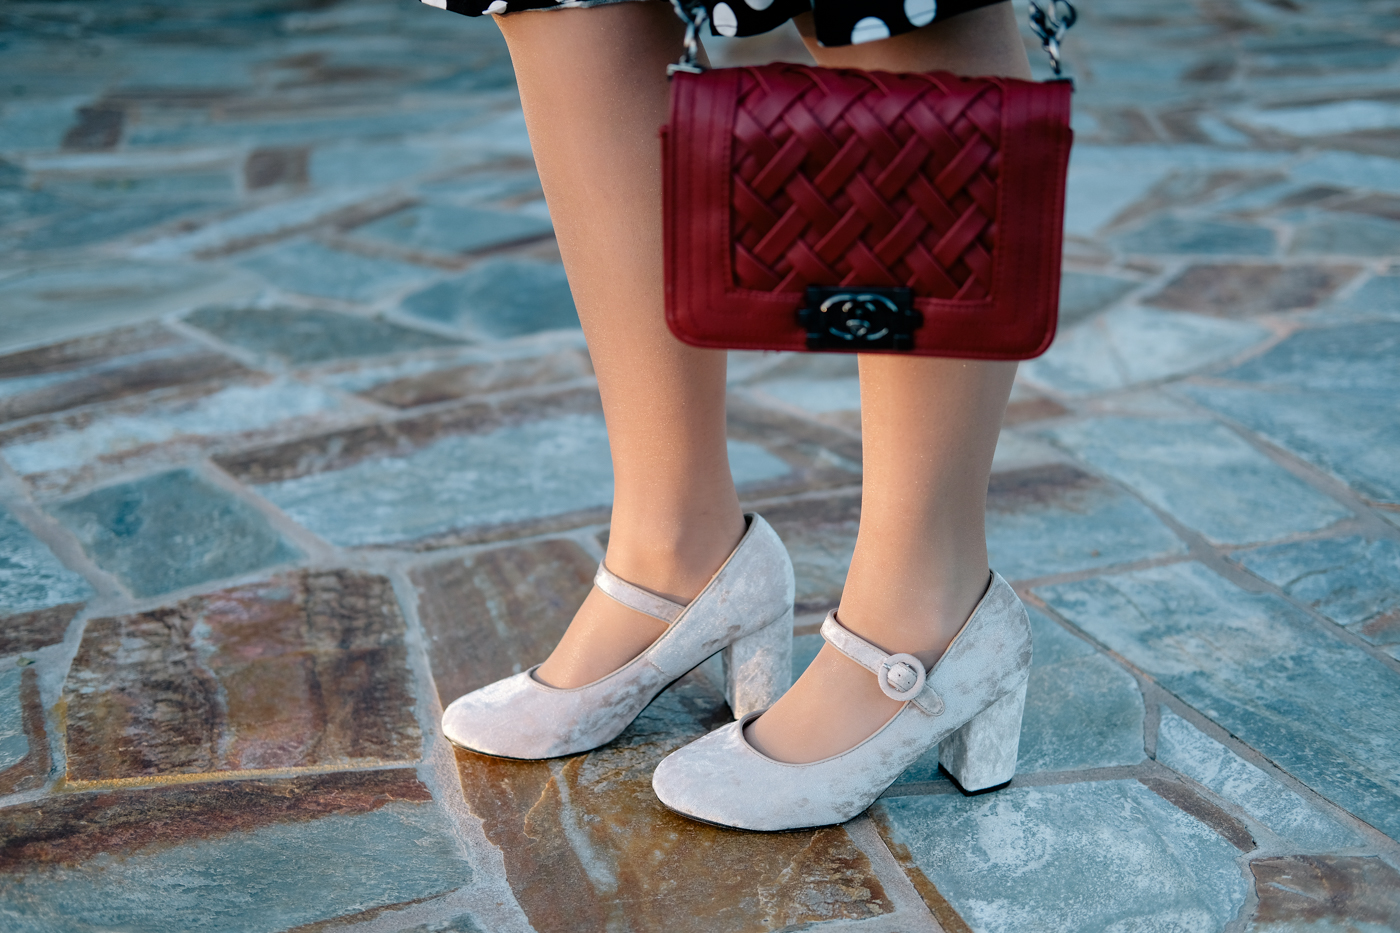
xmin=64 ymin=570 xmax=421 ymax=783
xmin=1143 ymin=263 xmax=1360 ymax=317
xmin=0 ymin=768 xmax=431 ymax=871
xmin=1250 ymin=855 xmax=1400 ymax=930
xmin=362 ymin=349 xmax=595 ymax=409
xmin=0 ymin=603 xmax=81 ymax=655
xmin=729 ymin=395 xmax=863 ymax=499
xmin=413 ymin=539 xmax=596 ymax=706
xmin=1004 ymin=394 xmax=1070 ymax=426
xmin=0 ymin=322 xmax=249 ymax=424
xmin=0 ymin=667 xmax=52 ymax=795
xmin=454 ymin=672 xmax=892 ymax=933
xmin=762 ymin=492 xmax=861 ymax=616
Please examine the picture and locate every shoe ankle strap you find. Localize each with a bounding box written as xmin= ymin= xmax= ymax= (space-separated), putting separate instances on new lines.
xmin=594 ymin=562 xmax=687 ymax=625
xmin=821 ymin=611 xmax=945 ymax=715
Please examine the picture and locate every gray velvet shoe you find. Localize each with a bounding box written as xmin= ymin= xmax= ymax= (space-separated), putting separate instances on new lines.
xmin=440 ymin=514 xmax=794 ymax=759
xmin=651 ymin=572 xmax=1031 ymax=830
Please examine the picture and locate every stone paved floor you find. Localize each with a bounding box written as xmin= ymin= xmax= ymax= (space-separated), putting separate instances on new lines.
xmin=2 ymin=0 xmax=1399 ymax=930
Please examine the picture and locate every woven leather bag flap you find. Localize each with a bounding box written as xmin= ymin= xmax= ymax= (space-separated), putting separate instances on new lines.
xmin=663 ymin=65 xmax=1073 ymax=359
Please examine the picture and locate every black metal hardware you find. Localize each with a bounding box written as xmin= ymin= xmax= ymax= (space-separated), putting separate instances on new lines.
xmin=798 ymin=287 xmax=922 ymax=352
xmin=1028 ymin=0 xmax=1077 ymax=76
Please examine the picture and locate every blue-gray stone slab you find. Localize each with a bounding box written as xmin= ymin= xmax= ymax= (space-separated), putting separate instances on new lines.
xmin=986 ymin=466 xmax=1187 ymax=581
xmin=184 ymin=307 xmax=458 ymax=365
xmin=1018 ymin=610 xmax=1145 ymax=773
xmin=1058 ymin=271 xmax=1138 ymax=327
xmin=1212 ymin=321 xmax=1400 ymax=399
xmin=1235 ymin=536 xmax=1400 ymax=649
xmin=0 ymin=506 xmax=93 ymax=614
xmin=1044 ymin=417 xmax=1350 ymax=545
xmin=1292 ymin=151 xmax=1400 ymax=197
xmin=1291 ymin=214 xmax=1400 ymax=256
xmin=1332 ymin=274 xmax=1400 ymax=319
xmin=0 ymin=667 xmax=27 ymax=771
xmin=238 ymin=240 xmax=433 ymax=304
xmin=49 ymin=470 xmax=300 ymax=598
xmin=400 ymin=259 xmax=579 ymax=339
xmin=1037 ymin=562 xmax=1400 ymax=841
xmin=1021 ymin=306 xmax=1270 ymax=394
xmin=254 ymin=414 xmax=789 ymax=547
xmin=1 ymin=379 xmax=349 ymax=479
xmin=353 ymin=204 xmax=552 ymax=256
xmin=1114 ymin=216 xmax=1276 ymax=256
xmin=875 ymin=780 xmax=1247 ymax=933
xmin=0 ymin=802 xmax=470 ymax=933
xmin=5 ymin=201 xmax=218 ymax=253
xmin=1156 ymin=709 xmax=1365 ymax=851
xmin=1183 ymin=384 xmax=1400 ymax=503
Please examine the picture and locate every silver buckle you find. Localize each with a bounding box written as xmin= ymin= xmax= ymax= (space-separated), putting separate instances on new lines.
xmin=878 ymin=653 xmax=927 ymax=701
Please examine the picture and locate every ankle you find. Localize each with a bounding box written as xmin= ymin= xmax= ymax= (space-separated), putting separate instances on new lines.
xmin=604 ymin=507 xmax=746 ymax=603
xmin=836 ymin=562 xmax=992 ymax=666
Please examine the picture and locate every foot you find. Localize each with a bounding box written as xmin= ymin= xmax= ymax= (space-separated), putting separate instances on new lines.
xmin=744 ymin=572 xmax=992 ymax=763
xmin=533 ymin=513 xmax=747 ymax=689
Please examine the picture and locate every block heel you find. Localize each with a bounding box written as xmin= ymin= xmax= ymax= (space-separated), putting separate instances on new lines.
xmin=722 ymin=607 xmax=793 ymax=719
xmin=939 ymin=678 xmax=1028 ymax=793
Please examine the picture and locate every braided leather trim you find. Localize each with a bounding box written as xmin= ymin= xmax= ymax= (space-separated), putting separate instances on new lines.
xmin=731 ymin=68 xmax=1002 ymax=300
xmin=594 ymin=563 xmax=687 ymax=625
xmin=820 ymin=610 xmax=944 ymax=714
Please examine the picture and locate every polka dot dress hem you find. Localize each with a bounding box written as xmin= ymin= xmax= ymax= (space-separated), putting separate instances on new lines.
xmin=422 ymin=0 xmax=1007 ymax=48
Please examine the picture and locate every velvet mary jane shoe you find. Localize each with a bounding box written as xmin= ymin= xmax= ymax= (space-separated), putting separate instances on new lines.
xmin=441 ymin=513 xmax=795 ymax=760
xmin=651 ymin=571 xmax=1032 ymax=831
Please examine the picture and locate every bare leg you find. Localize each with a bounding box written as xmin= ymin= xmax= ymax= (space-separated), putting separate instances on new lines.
xmin=745 ymin=2 xmax=1031 ymax=762
xmin=495 ymin=3 xmax=745 ymax=688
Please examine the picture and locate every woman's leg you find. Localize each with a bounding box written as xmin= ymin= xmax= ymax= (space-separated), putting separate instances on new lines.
xmin=495 ymin=3 xmax=746 ymax=688
xmin=745 ymin=2 xmax=1032 ymax=762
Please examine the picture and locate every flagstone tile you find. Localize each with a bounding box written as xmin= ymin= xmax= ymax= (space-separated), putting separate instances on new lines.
xmin=453 ymin=671 xmax=894 ymax=933
xmin=1037 ymin=562 xmax=1400 ymax=841
xmin=0 ymin=770 xmax=471 ymax=933
xmin=0 ymin=666 xmax=51 ymax=795
xmin=65 ymin=569 xmax=418 ymax=783
xmin=1235 ymin=536 xmax=1400 ymax=650
xmin=1157 ymin=710 xmax=1364 ymax=851
xmin=0 ymin=323 xmax=250 ymax=424
xmin=1291 ymin=213 xmax=1400 ymax=257
xmin=874 ymin=780 xmax=1247 ymax=933
xmin=414 ymin=539 xmax=596 ymax=705
xmin=238 ymin=240 xmax=435 ymax=304
xmin=352 ymin=204 xmax=553 ymax=258
xmin=1332 ymin=274 xmax=1400 ymax=319
xmin=4 ymin=199 xmax=221 ymax=253
xmin=1248 ymin=856 xmax=1400 ymax=932
xmin=1142 ymin=263 xmax=1359 ymax=317
xmin=225 ymin=390 xmax=839 ymax=549
xmin=1017 ymin=610 xmax=1145 ymax=773
xmin=986 ymin=464 xmax=1186 ymax=581
xmin=1021 ymin=306 xmax=1270 ymax=394
xmin=1043 ymin=417 xmax=1350 ymax=545
xmin=1058 ymin=270 xmax=1138 ymax=326
xmin=0 ymin=506 xmax=92 ymax=644
xmin=1212 ymin=320 xmax=1400 ymax=399
xmin=1114 ymin=215 xmax=1276 ymax=256
xmin=399 ymin=259 xmax=580 ymax=340
xmin=357 ymin=347 xmax=594 ymax=408
xmin=183 ymin=307 xmax=459 ymax=366
xmin=1183 ymin=384 xmax=1400 ymax=505
xmin=0 ymin=374 xmax=355 ymax=495
xmin=49 ymin=470 xmax=301 ymax=598
xmin=0 ymin=260 xmax=261 ymax=356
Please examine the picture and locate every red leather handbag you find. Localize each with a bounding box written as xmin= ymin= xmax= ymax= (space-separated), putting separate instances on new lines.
xmin=661 ymin=2 xmax=1076 ymax=360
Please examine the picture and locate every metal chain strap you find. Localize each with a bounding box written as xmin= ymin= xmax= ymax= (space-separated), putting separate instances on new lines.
xmin=1028 ymin=0 xmax=1078 ymax=76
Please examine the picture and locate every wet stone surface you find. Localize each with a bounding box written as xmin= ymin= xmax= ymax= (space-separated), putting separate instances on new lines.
xmin=65 ymin=569 xmax=420 ymax=783
xmin=2 ymin=2 xmax=1397 ymax=931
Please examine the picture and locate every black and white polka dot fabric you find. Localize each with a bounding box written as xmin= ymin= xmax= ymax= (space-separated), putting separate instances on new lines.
xmin=422 ymin=0 xmax=1005 ymax=48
